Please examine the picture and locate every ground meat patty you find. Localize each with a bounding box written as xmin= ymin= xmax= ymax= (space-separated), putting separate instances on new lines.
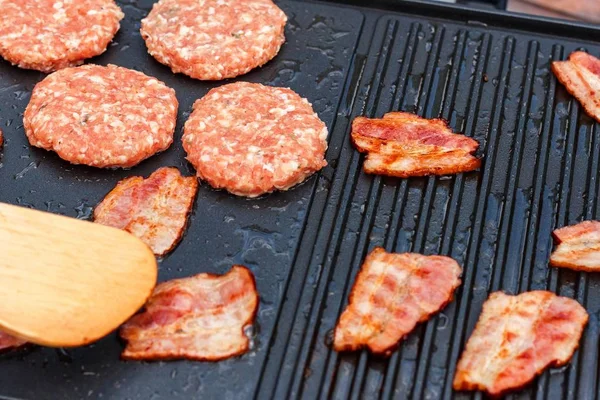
xmin=183 ymin=82 xmax=328 ymax=197
xmin=141 ymin=0 xmax=287 ymax=80
xmin=24 ymin=64 xmax=178 ymax=168
xmin=0 ymin=0 xmax=123 ymax=72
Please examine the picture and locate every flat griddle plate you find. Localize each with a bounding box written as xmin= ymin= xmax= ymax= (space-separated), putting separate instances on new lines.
xmin=1 ymin=0 xmax=600 ymax=399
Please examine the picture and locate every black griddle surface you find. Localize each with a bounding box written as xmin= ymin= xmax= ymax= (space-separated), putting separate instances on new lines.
xmin=1 ymin=1 xmax=600 ymax=399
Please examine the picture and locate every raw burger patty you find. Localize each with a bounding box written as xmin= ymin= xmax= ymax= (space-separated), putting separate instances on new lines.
xmin=141 ymin=0 xmax=287 ymax=80
xmin=183 ymin=82 xmax=328 ymax=197
xmin=24 ymin=64 xmax=178 ymax=168
xmin=0 ymin=0 xmax=123 ymax=72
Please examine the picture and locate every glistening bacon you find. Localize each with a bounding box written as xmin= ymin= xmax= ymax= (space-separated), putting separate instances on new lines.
xmin=120 ymin=266 xmax=258 ymax=361
xmin=454 ymin=291 xmax=588 ymax=397
xmin=553 ymin=51 xmax=600 ymax=123
xmin=351 ymin=112 xmax=480 ymax=177
xmin=333 ymin=248 xmax=462 ymax=356
xmin=94 ymin=167 xmax=198 ymax=256
xmin=550 ymin=220 xmax=600 ymax=271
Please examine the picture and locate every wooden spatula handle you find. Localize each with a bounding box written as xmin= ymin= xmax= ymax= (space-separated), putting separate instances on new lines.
xmin=0 ymin=202 xmax=157 ymax=347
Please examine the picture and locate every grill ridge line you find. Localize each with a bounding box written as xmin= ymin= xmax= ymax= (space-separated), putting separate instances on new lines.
xmin=264 ymin=18 xmax=401 ymax=399
xmin=525 ymin=46 xmax=566 ymax=317
xmin=359 ymin=24 xmax=428 ymax=400
xmin=408 ymin=29 xmax=471 ymax=400
xmin=491 ymin=40 xmax=540 ymax=294
xmin=400 ymin=30 xmax=490 ymax=400
xmin=558 ymin=98 xmax=588 ymax=400
xmin=400 ymin=30 xmax=490 ymax=399
xmin=309 ymin=20 xmax=424 ymax=398
xmin=537 ymin=47 xmax=580 ymax=399
xmin=582 ymin=97 xmax=600 ymax=398
xmin=300 ymin=19 xmax=401 ymax=399
xmin=467 ymin=40 xmax=539 ymax=400
xmin=530 ymin=44 xmax=567 ymax=400
xmin=422 ymin=31 xmax=492 ymax=400
xmin=519 ymin=45 xmax=562 ymax=294
xmin=309 ymin=21 xmax=422 ymax=399
xmin=441 ymin=35 xmax=516 ymax=400
xmin=352 ymin=24 xmax=452 ymax=400
xmin=325 ymin=24 xmax=447 ymax=399
xmin=516 ymin=45 xmax=585 ymax=397
xmin=564 ymin=49 xmax=599 ymax=400
xmin=594 ymin=117 xmax=600 ymax=399
xmin=571 ymin=100 xmax=599 ymax=400
xmin=387 ymin=31 xmax=495 ymax=399
xmin=264 ymin=53 xmax=367 ymax=399
xmin=252 ymin=9 xmax=367 ymax=398
xmin=350 ymin=25 xmax=449 ymax=400
xmin=293 ymin=19 xmax=407 ymax=399
xmin=386 ymin=27 xmax=465 ymax=400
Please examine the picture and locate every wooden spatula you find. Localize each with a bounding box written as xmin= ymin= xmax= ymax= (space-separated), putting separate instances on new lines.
xmin=0 ymin=202 xmax=157 ymax=348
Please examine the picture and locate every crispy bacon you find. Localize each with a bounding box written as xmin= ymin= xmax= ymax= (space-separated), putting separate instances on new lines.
xmin=552 ymin=51 xmax=600 ymax=123
xmin=94 ymin=167 xmax=198 ymax=256
xmin=0 ymin=330 xmax=26 ymax=351
xmin=453 ymin=291 xmax=588 ymax=397
xmin=550 ymin=220 xmax=600 ymax=271
xmin=351 ymin=112 xmax=481 ymax=177
xmin=333 ymin=248 xmax=462 ymax=356
xmin=120 ymin=265 xmax=259 ymax=361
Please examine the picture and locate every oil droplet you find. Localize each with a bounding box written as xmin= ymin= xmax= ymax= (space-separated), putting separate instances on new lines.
xmin=56 ymin=348 xmax=73 ymax=363
xmin=244 ymin=323 xmax=260 ymax=351
xmin=437 ymin=313 xmax=449 ymax=330
xmin=75 ymin=202 xmax=93 ymax=220
xmin=14 ymin=161 xmax=39 ymax=179
xmin=550 ymin=364 xmax=569 ymax=375
xmin=324 ymin=329 xmax=335 ymax=347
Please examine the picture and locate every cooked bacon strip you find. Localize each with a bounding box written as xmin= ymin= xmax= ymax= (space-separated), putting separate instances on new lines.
xmin=333 ymin=248 xmax=462 ymax=356
xmin=550 ymin=220 xmax=600 ymax=271
xmin=351 ymin=112 xmax=481 ymax=177
xmin=120 ymin=265 xmax=258 ymax=361
xmin=552 ymin=51 xmax=600 ymax=123
xmin=454 ymin=291 xmax=588 ymax=397
xmin=94 ymin=167 xmax=198 ymax=256
xmin=0 ymin=330 xmax=26 ymax=351
xmin=0 ymin=128 xmax=3 ymax=148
